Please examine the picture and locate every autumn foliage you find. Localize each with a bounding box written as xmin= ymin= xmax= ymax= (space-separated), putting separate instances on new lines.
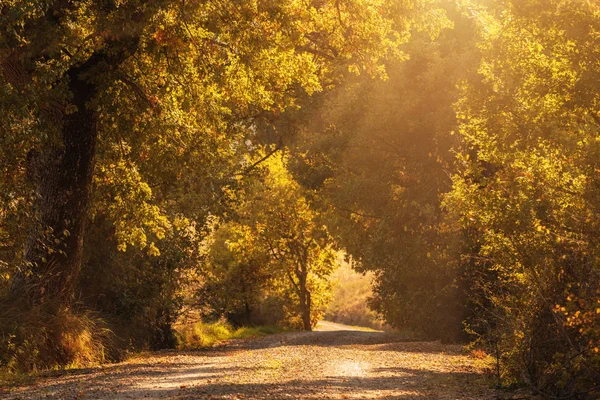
xmin=1 ymin=0 xmax=600 ymax=397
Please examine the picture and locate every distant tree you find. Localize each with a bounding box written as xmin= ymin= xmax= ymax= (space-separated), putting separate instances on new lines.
xmin=201 ymin=153 xmax=339 ymax=330
xmin=324 ymin=260 xmax=384 ymax=330
xmin=198 ymin=221 xmax=275 ymax=326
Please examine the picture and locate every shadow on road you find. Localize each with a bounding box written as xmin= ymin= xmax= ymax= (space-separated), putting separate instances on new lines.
xmin=1 ymin=329 xmax=493 ymax=400
xmin=7 ymin=363 xmax=491 ymax=400
xmin=239 ymin=330 xmax=461 ymax=355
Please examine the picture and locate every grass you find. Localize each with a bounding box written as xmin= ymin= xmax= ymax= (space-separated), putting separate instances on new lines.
xmin=175 ymin=320 xmax=285 ymax=350
xmin=0 ymin=368 xmax=36 ymax=387
xmin=232 ymin=325 xmax=284 ymax=339
xmin=2 ymin=319 xmax=284 ymax=386
xmin=1 ymin=319 xmax=284 ymax=389
xmin=0 ymin=305 xmax=110 ymax=387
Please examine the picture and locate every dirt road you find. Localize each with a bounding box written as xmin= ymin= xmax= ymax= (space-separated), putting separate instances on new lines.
xmin=1 ymin=322 xmax=497 ymax=399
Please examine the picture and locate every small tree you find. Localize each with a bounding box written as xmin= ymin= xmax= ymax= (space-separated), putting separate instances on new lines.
xmin=202 ymin=153 xmax=338 ymax=330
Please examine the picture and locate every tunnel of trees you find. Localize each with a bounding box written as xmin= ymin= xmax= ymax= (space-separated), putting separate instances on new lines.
xmin=1 ymin=0 xmax=599 ymax=397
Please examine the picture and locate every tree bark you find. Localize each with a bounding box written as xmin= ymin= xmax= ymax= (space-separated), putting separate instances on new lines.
xmin=20 ymin=81 xmax=97 ymax=304
xmin=10 ymin=36 xmax=141 ymax=306
xmin=298 ymin=269 xmax=312 ymax=331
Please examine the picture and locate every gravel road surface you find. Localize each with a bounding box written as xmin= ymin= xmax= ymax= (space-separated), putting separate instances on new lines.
xmin=1 ymin=322 xmax=497 ymax=399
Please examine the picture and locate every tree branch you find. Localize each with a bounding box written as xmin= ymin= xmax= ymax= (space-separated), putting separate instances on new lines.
xmin=236 ymin=145 xmax=283 ymax=177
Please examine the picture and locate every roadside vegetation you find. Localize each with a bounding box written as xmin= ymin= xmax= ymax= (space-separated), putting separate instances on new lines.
xmin=175 ymin=320 xmax=285 ymax=350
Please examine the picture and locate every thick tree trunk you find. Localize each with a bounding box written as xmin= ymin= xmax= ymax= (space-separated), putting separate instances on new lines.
xmin=19 ymin=73 xmax=97 ymax=305
xmin=10 ymin=37 xmax=141 ymax=306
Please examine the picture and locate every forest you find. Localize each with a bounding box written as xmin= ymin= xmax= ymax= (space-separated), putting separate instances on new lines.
xmin=0 ymin=0 xmax=599 ymax=399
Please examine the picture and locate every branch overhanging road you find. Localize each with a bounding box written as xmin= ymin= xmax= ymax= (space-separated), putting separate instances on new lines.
xmin=2 ymin=322 xmax=498 ymax=399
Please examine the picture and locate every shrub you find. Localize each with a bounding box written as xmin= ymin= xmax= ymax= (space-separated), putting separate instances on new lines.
xmin=0 ymin=302 xmax=110 ymax=378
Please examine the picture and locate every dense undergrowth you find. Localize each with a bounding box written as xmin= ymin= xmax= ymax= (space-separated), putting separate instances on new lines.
xmin=0 ymin=303 xmax=110 ymax=383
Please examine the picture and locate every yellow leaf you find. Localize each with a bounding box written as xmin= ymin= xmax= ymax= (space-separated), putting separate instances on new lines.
xmin=147 ymin=242 xmax=161 ymax=257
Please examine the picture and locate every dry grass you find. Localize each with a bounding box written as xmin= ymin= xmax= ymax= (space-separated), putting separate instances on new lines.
xmin=174 ymin=320 xmax=285 ymax=349
xmin=325 ymin=261 xmax=386 ymax=330
xmin=0 ymin=303 xmax=110 ymax=383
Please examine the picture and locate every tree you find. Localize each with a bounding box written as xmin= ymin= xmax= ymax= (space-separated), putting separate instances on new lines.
xmin=0 ymin=0 xmax=448 ymax=369
xmin=445 ymin=0 xmax=600 ymax=394
xmin=202 ymin=153 xmax=338 ymax=330
xmin=198 ymin=221 xmax=276 ymax=326
xmin=0 ymin=0 xmax=427 ymax=306
xmin=287 ymin=1 xmax=476 ymax=341
xmin=250 ymin=156 xmax=338 ymax=330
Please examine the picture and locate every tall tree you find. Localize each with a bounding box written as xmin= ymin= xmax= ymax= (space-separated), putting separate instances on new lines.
xmin=445 ymin=0 xmax=600 ymax=394
xmin=288 ymin=2 xmax=476 ymax=340
xmin=0 ymin=0 xmax=439 ymax=307
xmin=2 ymin=1 xmax=152 ymax=304
xmin=202 ymin=153 xmax=338 ymax=330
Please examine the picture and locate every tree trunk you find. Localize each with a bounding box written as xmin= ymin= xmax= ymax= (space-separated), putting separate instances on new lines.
xmin=10 ymin=37 xmax=141 ymax=306
xmin=298 ymin=270 xmax=312 ymax=331
xmin=19 ymin=84 xmax=97 ymax=305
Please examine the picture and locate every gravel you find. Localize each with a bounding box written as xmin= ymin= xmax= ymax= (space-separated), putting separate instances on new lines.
xmin=1 ymin=322 xmax=498 ymax=400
